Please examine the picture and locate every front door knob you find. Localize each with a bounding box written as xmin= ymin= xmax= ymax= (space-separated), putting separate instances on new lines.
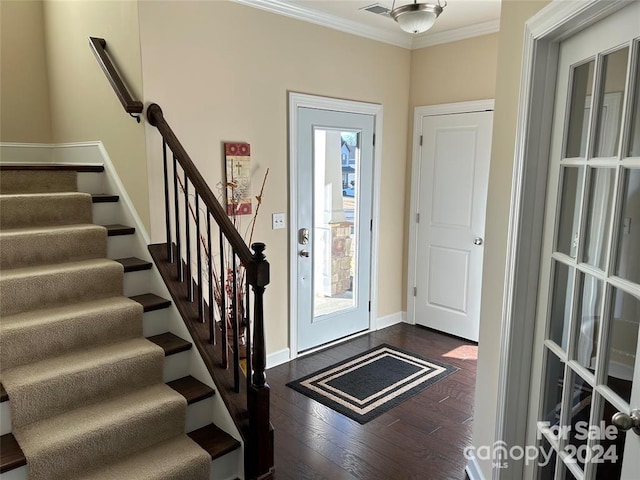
xmin=612 ymin=409 xmax=640 ymax=435
xmin=299 ymin=250 xmax=310 ymax=258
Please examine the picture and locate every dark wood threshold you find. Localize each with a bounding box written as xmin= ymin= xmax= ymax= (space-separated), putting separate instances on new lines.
xmin=115 ymin=257 xmax=152 ymax=273
xmin=167 ymin=376 xmax=215 ymax=405
xmin=130 ymin=293 xmax=171 ymax=312
xmin=148 ymin=243 xmax=251 ymax=440
xmin=188 ymin=424 xmax=241 ymax=461
xmin=92 ymin=194 xmax=119 ymax=203
xmin=105 ymin=224 xmax=135 ymax=236
xmin=147 ymin=332 xmax=192 ymax=356
xmin=0 ymin=164 xmax=104 ymax=173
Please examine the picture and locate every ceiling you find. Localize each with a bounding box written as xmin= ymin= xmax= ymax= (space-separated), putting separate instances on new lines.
xmin=233 ymin=0 xmax=502 ymax=49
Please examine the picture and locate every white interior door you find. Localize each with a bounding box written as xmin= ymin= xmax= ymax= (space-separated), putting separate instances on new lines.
xmin=295 ymin=107 xmax=374 ymax=352
xmin=413 ymin=110 xmax=493 ymax=342
xmin=527 ymin=3 xmax=640 ymax=479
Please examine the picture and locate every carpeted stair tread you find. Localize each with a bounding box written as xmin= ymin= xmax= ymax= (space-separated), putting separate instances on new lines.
xmin=0 ymin=192 xmax=92 ymax=229
xmin=0 ymin=224 xmax=107 ymax=270
xmin=2 ymin=337 xmax=165 ymax=429
xmin=0 ymin=170 xmax=77 ymax=194
xmin=75 ymin=434 xmax=210 ymax=480
xmin=0 ymin=296 xmax=142 ymax=371
xmin=13 ymin=383 xmax=187 ymax=480
xmin=0 ymin=258 xmax=123 ymax=316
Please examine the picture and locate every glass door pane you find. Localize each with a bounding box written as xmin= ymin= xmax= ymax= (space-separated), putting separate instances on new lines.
xmin=313 ymin=128 xmax=359 ymax=317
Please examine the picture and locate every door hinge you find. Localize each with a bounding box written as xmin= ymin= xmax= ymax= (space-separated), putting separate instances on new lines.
xmin=373 ymin=134 xmax=376 ymax=146
xmin=416 ymin=213 xmax=420 ymax=223
xmin=370 ymin=219 xmax=373 ymax=231
xmin=368 ymin=301 xmax=371 ymax=312
xmin=419 ymin=135 xmax=423 ymax=146
xmin=413 ymin=287 xmax=417 ymax=297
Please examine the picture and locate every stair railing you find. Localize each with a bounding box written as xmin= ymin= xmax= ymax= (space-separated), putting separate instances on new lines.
xmin=90 ymin=37 xmax=273 ymax=479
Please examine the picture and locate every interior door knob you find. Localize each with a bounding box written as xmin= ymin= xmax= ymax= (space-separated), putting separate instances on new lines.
xmin=299 ymin=250 xmax=310 ymax=258
xmin=474 ymin=237 xmax=484 ymax=246
xmin=612 ymin=409 xmax=640 ymax=435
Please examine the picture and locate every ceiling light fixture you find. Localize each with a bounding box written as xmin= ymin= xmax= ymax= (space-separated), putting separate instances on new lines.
xmin=389 ymin=0 xmax=446 ymax=34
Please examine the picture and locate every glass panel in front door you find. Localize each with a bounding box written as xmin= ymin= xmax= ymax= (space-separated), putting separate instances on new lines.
xmin=312 ymin=128 xmax=359 ymax=318
xmin=535 ymin=26 xmax=640 ymax=480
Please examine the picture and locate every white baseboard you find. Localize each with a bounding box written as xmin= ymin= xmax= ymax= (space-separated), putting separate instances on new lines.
xmin=465 ymin=452 xmax=486 ymax=480
xmin=373 ymin=311 xmax=405 ymax=331
xmin=0 ymin=142 xmax=104 ymax=166
xmin=267 ymin=348 xmax=291 ymax=369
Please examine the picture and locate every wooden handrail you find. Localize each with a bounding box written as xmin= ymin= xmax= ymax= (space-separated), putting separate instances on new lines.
xmin=89 ymin=37 xmax=143 ymax=118
xmin=146 ymin=104 xmax=254 ymax=267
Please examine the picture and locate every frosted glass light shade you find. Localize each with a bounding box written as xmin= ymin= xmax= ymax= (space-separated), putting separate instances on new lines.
xmin=390 ymin=3 xmax=443 ymax=34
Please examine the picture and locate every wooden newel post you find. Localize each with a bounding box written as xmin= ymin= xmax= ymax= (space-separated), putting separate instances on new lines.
xmin=247 ymin=242 xmax=274 ymax=479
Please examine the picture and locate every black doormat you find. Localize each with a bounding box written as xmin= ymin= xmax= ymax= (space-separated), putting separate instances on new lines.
xmin=286 ymin=343 xmax=458 ymax=424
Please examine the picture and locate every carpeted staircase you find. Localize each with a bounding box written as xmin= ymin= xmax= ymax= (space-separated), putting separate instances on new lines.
xmin=0 ymin=168 xmax=214 ymax=479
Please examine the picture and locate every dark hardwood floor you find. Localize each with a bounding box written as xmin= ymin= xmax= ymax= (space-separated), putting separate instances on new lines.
xmin=267 ymin=323 xmax=477 ymax=480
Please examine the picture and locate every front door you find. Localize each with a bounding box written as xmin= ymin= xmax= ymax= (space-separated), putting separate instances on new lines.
xmin=295 ymin=107 xmax=375 ymax=352
xmin=413 ymin=109 xmax=493 ymax=342
xmin=527 ymin=3 xmax=640 ymax=478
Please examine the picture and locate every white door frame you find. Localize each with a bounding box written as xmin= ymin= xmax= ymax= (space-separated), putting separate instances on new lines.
xmin=491 ymin=2 xmax=633 ymax=479
xmin=288 ymin=92 xmax=383 ymax=360
xmin=407 ymin=99 xmax=495 ymax=327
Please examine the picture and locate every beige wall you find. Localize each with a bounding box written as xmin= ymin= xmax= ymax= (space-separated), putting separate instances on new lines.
xmin=472 ymin=1 xmax=549 ymax=478
xmin=42 ymin=0 xmax=150 ymax=230
xmin=138 ymin=1 xmax=411 ymax=354
xmin=405 ymin=34 xmax=499 ymax=304
xmin=0 ymin=0 xmax=52 ymax=143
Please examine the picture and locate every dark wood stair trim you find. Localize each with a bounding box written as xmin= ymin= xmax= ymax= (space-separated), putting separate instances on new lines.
xmin=0 ymin=164 xmax=104 ymax=173
xmin=147 ymin=332 xmax=192 ymax=356
xmin=105 ymin=224 xmax=135 ymax=236
xmin=115 ymin=257 xmax=152 ymax=272
xmin=188 ymin=423 xmax=241 ymax=461
xmin=92 ymin=193 xmax=119 ymax=203
xmin=167 ymin=376 xmax=215 ymax=405
xmin=130 ymin=293 xmax=171 ymax=312
xmin=0 ymin=385 xmax=6 ymax=403
xmin=0 ymin=434 xmax=26 ymax=473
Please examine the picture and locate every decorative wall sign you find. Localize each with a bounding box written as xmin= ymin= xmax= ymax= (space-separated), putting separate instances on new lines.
xmin=224 ymin=142 xmax=252 ymax=216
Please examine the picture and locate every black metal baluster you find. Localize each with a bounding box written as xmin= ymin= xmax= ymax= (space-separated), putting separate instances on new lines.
xmin=245 ymin=275 xmax=252 ymax=391
xmin=162 ymin=141 xmax=172 ymax=262
xmin=184 ymin=172 xmax=193 ymax=301
xmin=219 ymin=230 xmax=228 ymax=369
xmin=173 ymin=155 xmax=182 ymax=281
xmin=232 ymin=249 xmax=240 ymax=393
xmin=207 ymin=211 xmax=215 ymax=344
xmin=196 ymin=194 xmax=203 ymax=321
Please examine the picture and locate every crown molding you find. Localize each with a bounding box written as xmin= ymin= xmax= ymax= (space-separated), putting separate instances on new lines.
xmin=232 ymin=0 xmax=413 ymax=48
xmin=411 ymin=18 xmax=500 ymax=49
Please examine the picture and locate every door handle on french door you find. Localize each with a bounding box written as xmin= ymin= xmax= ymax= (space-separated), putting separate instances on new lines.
xmin=299 ymin=228 xmax=309 ymax=245
xmin=612 ymin=409 xmax=640 ymax=435
xmin=299 ymin=250 xmax=310 ymax=258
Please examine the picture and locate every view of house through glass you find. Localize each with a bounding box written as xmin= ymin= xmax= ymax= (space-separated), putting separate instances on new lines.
xmin=312 ymin=128 xmax=359 ymax=318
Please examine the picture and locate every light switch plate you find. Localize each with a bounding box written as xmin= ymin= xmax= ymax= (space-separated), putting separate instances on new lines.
xmin=272 ymin=213 xmax=286 ymax=230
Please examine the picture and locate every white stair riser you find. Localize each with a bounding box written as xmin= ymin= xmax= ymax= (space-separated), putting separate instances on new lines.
xmin=123 ymin=270 xmax=152 ymax=297
xmin=91 ymin=202 xmax=121 ymax=226
xmin=162 ymin=350 xmax=191 ymax=383
xmin=142 ymin=309 xmax=170 ymax=337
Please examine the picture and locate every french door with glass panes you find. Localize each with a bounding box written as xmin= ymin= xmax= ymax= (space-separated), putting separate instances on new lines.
xmin=530 ymin=3 xmax=640 ymax=480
